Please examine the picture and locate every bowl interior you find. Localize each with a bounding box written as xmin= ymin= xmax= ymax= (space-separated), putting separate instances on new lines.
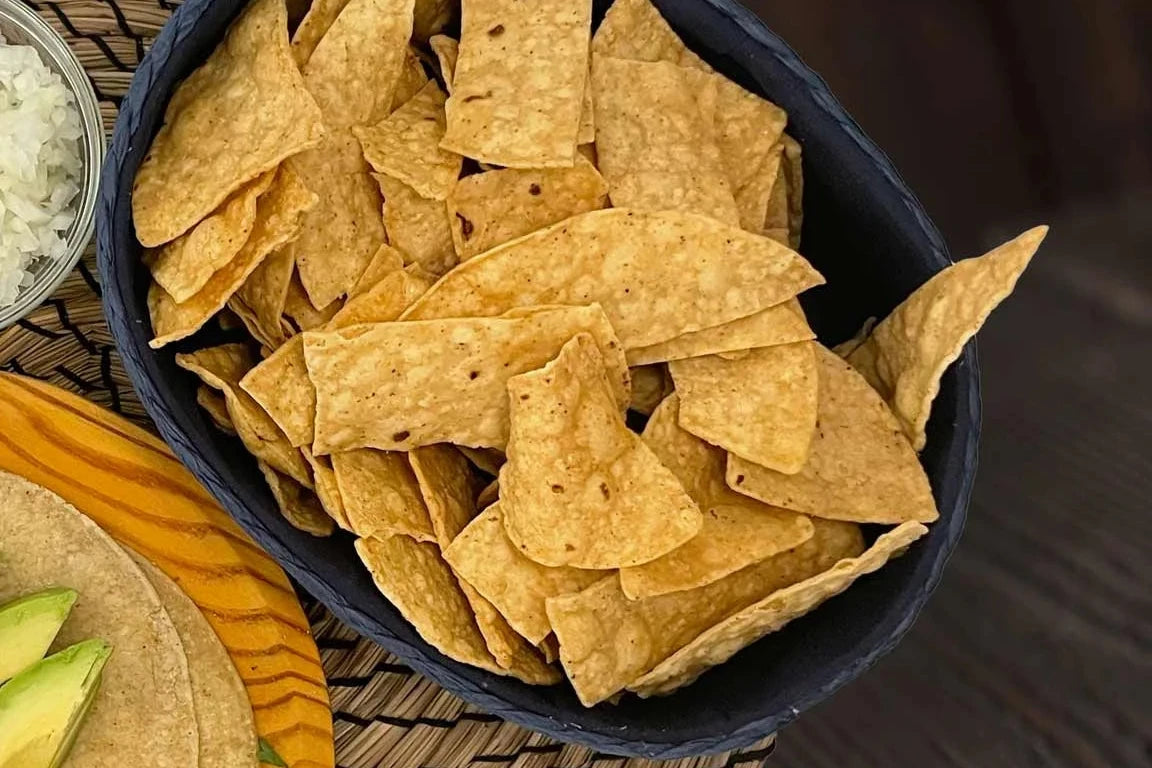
xmin=98 ymin=0 xmax=978 ymax=757
xmin=0 ymin=0 xmax=104 ymax=327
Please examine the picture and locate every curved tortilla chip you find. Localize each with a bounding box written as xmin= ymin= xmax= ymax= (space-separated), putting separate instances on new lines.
xmin=728 ymin=344 xmax=938 ymax=524
xmin=332 ymin=449 xmax=435 ymax=541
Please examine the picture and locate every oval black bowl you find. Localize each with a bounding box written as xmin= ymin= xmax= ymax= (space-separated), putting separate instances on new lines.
xmin=97 ymin=0 xmax=978 ymax=757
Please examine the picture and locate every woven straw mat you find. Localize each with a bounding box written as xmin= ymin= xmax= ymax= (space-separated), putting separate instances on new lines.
xmin=6 ymin=2 xmax=778 ymax=766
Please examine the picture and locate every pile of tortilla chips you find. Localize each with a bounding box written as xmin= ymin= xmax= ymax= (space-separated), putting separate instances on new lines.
xmin=134 ymin=0 xmax=1048 ymax=703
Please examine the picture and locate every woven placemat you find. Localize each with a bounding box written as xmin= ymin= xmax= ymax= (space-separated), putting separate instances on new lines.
xmin=8 ymin=2 xmax=778 ymax=764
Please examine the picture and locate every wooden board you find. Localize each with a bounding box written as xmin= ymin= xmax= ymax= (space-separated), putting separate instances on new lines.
xmin=0 ymin=373 xmax=334 ymax=768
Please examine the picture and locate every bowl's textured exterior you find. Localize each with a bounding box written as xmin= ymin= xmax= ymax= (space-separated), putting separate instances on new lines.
xmin=97 ymin=0 xmax=979 ymax=757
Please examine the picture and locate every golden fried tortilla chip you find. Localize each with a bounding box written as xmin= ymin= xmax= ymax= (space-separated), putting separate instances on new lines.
xmin=393 ymin=48 xmax=431 ymax=109
xmin=242 ymin=265 xmax=434 ymax=447
xmin=618 ymin=395 xmax=814 ymax=598
xmin=545 ymin=518 xmax=864 ymax=706
xmin=148 ymin=171 xmax=276 ymax=302
xmin=412 ymin=0 xmax=454 ymax=41
xmin=762 ymin=143 xmax=789 ymax=237
xmin=355 ymin=80 xmax=461 ymax=201
xmin=283 ymin=269 xmax=342 ymax=331
xmin=176 ymin=344 xmax=313 ymax=487
xmin=631 ymin=521 xmax=929 ymax=696
xmin=627 ymin=298 xmax=813 ymax=366
xmin=429 ymin=35 xmax=458 ymax=92
xmin=441 ymin=0 xmax=591 ymax=167
xmin=831 ymin=316 xmax=877 ymax=358
xmin=734 ymin=140 xmax=784 ymax=234
xmin=447 ymin=156 xmax=608 ymax=260
xmin=306 ymin=305 xmax=630 ymax=453
xmin=577 ymin=68 xmax=595 ymax=145
xmin=501 ymin=334 xmax=701 ymax=569
xmin=257 ymin=461 xmax=334 ymax=536
xmin=846 ymin=226 xmax=1046 ymax=451
xmin=476 ymin=478 xmax=500 ymax=509
xmin=402 ymin=209 xmax=824 ymax=350
xmin=284 ymin=132 xmax=387 ymax=310
xmin=728 ymin=344 xmax=938 ymax=523
xmin=133 ymin=0 xmax=325 ymax=247
xmin=332 ymin=449 xmax=436 ymax=541
xmin=714 ymin=78 xmax=787 ymax=213
xmin=670 ymin=341 xmax=819 ymax=474
xmin=300 ymin=447 xmax=349 ymax=530
xmin=347 ymin=243 xmax=406 ymax=298
xmin=356 ymin=535 xmax=499 ymax=669
xmin=465 ymin=591 xmax=561 ymax=684
xmin=591 ymin=56 xmax=738 ymax=225
xmin=591 ymin=0 xmax=708 ymax=70
xmin=627 ymin=364 xmax=670 ymax=416
xmin=290 ymin=0 xmax=350 ymax=66
xmin=376 ymin=173 xmax=458 ymax=276
xmin=232 ymin=246 xmax=296 ymax=349
xmin=445 ymin=504 xmax=606 ymax=645
xmin=458 ymin=446 xmax=505 ymax=477
xmin=149 ymin=165 xmax=318 ymax=348
xmin=196 ymin=385 xmax=235 ymax=434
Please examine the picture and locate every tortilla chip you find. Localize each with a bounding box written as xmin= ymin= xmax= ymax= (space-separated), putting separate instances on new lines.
xmin=306 ymin=304 xmax=630 ymax=453
xmin=627 ymin=364 xmax=670 ymax=416
xmin=466 ymin=591 xmax=561 ymax=684
xmin=475 ymin=478 xmax=500 ymax=508
xmin=591 ymin=56 xmax=738 ymax=225
xmin=591 ymin=0 xmax=709 ymax=71
xmin=282 ymin=269 xmax=342 ymax=332
xmin=127 ymin=554 xmax=260 ymax=768
xmin=300 ymin=447 xmax=349 ymax=530
xmin=284 ymin=132 xmax=387 ymax=310
xmin=762 ymin=146 xmax=789 ymax=236
xmin=728 ymin=344 xmax=938 ymax=523
xmin=0 ymin=473 xmax=200 ymax=765
xmin=458 ymin=446 xmax=505 ymax=477
xmin=232 ymin=246 xmax=296 ymax=349
xmin=846 ymin=226 xmax=1046 ymax=450
xmin=734 ymin=141 xmax=784 ymax=234
xmin=197 ymin=385 xmax=235 ymax=434
xmin=242 ymin=265 xmax=434 ymax=446
xmin=544 ymin=518 xmax=864 ymax=706
xmin=133 ymin=0 xmax=325 ymax=247
xmin=376 ymin=173 xmax=458 ymax=276
xmin=403 ymin=209 xmax=823 ymax=351
xmin=714 ymin=77 xmax=788 ymax=210
xmin=331 ymin=449 xmax=436 ymax=540
xmin=627 ymin=298 xmax=813 ymax=366
xmin=348 ymin=243 xmax=406 ymax=298
xmin=538 ymin=635 xmax=560 ymax=664
xmin=148 ymin=171 xmax=276 ymax=302
xmin=444 ymin=504 xmax=605 ymax=644
xmin=577 ymin=69 xmax=595 ymax=145
xmin=394 ymin=49 xmax=432 ymax=109
xmin=440 ymin=0 xmax=591 ymax=167
xmin=355 ymin=80 xmax=462 ymax=201
xmin=355 ymin=535 xmax=500 ymax=669
xmin=429 ymin=34 xmax=459 ymax=92
xmin=447 ymin=156 xmax=608 ymax=260
xmin=290 ymin=0 xmax=350 ymax=66
xmin=149 ymin=165 xmax=318 ymax=348
xmin=780 ymin=134 xmax=804 ymax=248
xmin=618 ymin=395 xmax=814 ymax=598
xmin=670 ymin=341 xmax=819 ymax=474
xmin=412 ymin=0 xmax=454 ymax=41
xmin=831 ymin=316 xmax=877 ymax=358
xmin=501 ymin=334 xmax=701 ymax=568
xmin=257 ymin=461 xmax=334 ymax=536
xmin=176 ymin=344 xmax=313 ymax=488
xmin=631 ymin=521 xmax=929 ymax=696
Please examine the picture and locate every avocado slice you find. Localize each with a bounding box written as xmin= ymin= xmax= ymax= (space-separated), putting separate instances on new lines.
xmin=0 ymin=588 xmax=78 ymax=684
xmin=0 ymin=639 xmax=111 ymax=768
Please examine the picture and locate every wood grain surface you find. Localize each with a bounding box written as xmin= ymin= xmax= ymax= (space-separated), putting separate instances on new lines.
xmin=0 ymin=373 xmax=334 ymax=768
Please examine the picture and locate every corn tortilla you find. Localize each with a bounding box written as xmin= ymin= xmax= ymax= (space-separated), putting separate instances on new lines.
xmin=332 ymin=449 xmax=436 ymax=541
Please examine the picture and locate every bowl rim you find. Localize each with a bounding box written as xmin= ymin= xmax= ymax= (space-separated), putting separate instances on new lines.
xmin=0 ymin=0 xmax=105 ymax=329
xmin=97 ymin=0 xmax=979 ymax=757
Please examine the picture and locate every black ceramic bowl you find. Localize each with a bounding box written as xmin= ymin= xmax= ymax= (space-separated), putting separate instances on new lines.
xmin=98 ymin=0 xmax=977 ymax=757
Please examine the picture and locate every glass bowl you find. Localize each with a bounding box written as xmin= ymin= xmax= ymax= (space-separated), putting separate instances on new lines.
xmin=0 ymin=0 xmax=104 ymax=328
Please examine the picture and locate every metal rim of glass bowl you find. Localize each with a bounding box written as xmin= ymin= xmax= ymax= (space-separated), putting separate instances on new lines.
xmin=0 ymin=0 xmax=105 ymax=328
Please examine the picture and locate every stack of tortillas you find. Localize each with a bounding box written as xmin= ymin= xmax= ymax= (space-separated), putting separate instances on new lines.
xmin=0 ymin=471 xmax=258 ymax=767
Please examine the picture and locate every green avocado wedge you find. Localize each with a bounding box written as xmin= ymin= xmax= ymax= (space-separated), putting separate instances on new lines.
xmin=0 ymin=587 xmax=78 ymax=684
xmin=0 ymin=638 xmax=112 ymax=768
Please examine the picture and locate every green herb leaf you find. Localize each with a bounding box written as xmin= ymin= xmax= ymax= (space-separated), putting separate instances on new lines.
xmin=257 ymin=737 xmax=289 ymax=767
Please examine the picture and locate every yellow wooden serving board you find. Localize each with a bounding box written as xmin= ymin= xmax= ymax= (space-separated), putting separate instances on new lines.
xmin=0 ymin=373 xmax=334 ymax=768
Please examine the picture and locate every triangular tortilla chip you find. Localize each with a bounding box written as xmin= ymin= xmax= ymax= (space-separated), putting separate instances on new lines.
xmin=331 ymin=449 xmax=435 ymax=541
xmin=429 ymin=34 xmax=458 ymax=92
xmin=290 ymin=0 xmax=350 ymax=66
xmin=782 ymin=134 xmax=804 ymax=248
xmin=133 ymin=0 xmax=325 ymax=246
xmin=347 ymin=243 xmax=405 ymax=298
xmin=402 ymin=209 xmax=824 ymax=351
xmin=670 ymin=341 xmax=819 ymax=474
xmin=728 ymin=344 xmax=938 ymax=524
xmin=618 ymin=395 xmax=814 ymax=598
xmin=591 ymin=0 xmax=709 ymax=71
xmin=544 ymin=518 xmax=864 ymax=706
xmin=257 ymin=461 xmax=334 ymax=536
xmin=300 ymin=446 xmax=348 ymax=530
xmin=846 ymin=226 xmax=1046 ymax=450
xmin=630 ymin=521 xmax=929 ymax=696
xmin=375 ymin=173 xmax=458 ymax=276
xmin=231 ymin=246 xmax=296 ymax=350
xmin=501 ymin=334 xmax=702 ymax=568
